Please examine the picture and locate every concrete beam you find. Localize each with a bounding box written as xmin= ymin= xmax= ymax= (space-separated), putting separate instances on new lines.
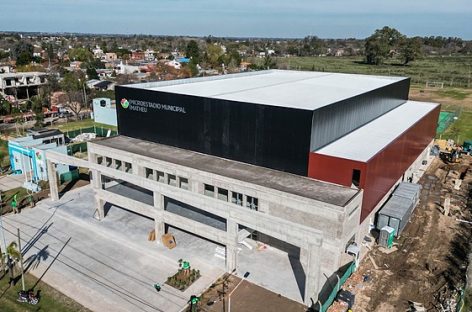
xmin=95 ymin=189 xmax=154 ymax=218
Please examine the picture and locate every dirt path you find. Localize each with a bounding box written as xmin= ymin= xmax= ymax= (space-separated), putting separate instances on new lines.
xmin=332 ymin=156 xmax=472 ymax=312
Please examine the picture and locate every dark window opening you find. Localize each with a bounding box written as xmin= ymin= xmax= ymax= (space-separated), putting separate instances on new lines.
xmin=352 ymin=169 xmax=361 ymax=187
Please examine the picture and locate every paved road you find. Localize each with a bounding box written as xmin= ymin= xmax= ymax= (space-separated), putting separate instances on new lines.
xmin=0 ymin=187 xmax=224 ymax=312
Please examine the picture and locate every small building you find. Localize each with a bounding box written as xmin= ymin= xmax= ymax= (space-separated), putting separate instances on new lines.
xmin=8 ymin=129 xmax=71 ymax=190
xmin=103 ymin=53 xmax=118 ymax=62
xmin=92 ymin=98 xmax=117 ymax=127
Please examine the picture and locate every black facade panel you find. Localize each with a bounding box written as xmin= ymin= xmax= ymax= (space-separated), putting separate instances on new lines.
xmin=116 ymin=86 xmax=313 ymax=176
xmin=310 ymin=78 xmax=410 ymax=151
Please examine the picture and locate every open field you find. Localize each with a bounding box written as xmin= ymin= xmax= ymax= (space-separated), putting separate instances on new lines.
xmin=252 ymin=55 xmax=472 ymax=89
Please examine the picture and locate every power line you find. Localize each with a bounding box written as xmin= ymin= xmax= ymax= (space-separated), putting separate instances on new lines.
xmin=1 ymin=221 xmax=185 ymax=311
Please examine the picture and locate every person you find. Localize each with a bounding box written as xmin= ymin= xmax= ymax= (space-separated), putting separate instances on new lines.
xmin=11 ymin=194 xmax=18 ymax=214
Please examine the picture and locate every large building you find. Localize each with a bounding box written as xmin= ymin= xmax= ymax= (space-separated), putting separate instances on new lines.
xmin=46 ymin=70 xmax=439 ymax=306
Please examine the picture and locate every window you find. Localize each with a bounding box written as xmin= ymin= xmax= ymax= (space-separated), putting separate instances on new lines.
xmin=167 ymin=174 xmax=177 ymax=187
xmin=100 ymin=100 xmax=106 ymax=107
xmin=96 ymin=156 xmax=103 ymax=165
xmin=105 ymin=157 xmax=112 ymax=167
xmin=352 ymin=169 xmax=361 ymax=188
xmin=156 ymin=171 xmax=165 ymax=183
xmin=179 ymin=177 xmax=189 ymax=190
xmin=217 ymin=188 xmax=228 ymax=202
xmin=145 ymin=167 xmax=154 ymax=179
xmin=246 ymin=196 xmax=258 ymax=211
xmin=115 ymin=160 xmax=122 ymax=170
xmin=124 ymin=162 xmax=132 ymax=173
xmin=204 ymin=184 xmax=215 ymax=197
xmin=231 ymin=192 xmax=243 ymax=206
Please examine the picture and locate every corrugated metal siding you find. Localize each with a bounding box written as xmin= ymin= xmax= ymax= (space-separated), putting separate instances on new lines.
xmin=309 ymin=104 xmax=440 ymax=223
xmin=310 ymin=78 xmax=410 ymax=151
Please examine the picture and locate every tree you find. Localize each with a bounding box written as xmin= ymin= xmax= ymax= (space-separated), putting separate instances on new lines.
xmin=13 ymin=42 xmax=33 ymax=59
xmin=61 ymin=71 xmax=87 ymax=118
xmin=16 ymin=51 xmax=32 ymax=66
xmin=263 ymin=54 xmax=276 ymax=69
xmin=31 ymin=95 xmax=46 ymax=128
xmin=86 ymin=67 xmax=99 ymax=80
xmin=205 ymin=44 xmax=223 ymax=67
xmin=5 ymin=241 xmax=20 ymax=286
xmin=68 ymin=47 xmax=93 ymax=62
xmin=185 ymin=40 xmax=201 ymax=63
xmin=364 ymin=26 xmax=404 ymax=65
xmin=400 ymin=37 xmax=422 ymax=65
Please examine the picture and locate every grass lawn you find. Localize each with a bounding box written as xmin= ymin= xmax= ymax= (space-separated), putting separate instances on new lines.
xmin=0 ymin=138 xmax=9 ymax=168
xmin=51 ymin=119 xmax=117 ymax=132
xmin=441 ymin=111 xmax=472 ymax=144
xmin=250 ymin=55 xmax=472 ymax=88
xmin=0 ymin=272 xmax=90 ymax=312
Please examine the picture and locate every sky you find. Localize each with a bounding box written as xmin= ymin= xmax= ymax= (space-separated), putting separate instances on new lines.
xmin=1 ymin=0 xmax=471 ymax=39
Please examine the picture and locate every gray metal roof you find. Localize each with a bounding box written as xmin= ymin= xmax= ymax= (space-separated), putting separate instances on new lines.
xmin=124 ymin=70 xmax=406 ymax=111
xmin=379 ymin=196 xmax=413 ymax=220
xmin=315 ymin=101 xmax=439 ymax=162
xmin=94 ymin=135 xmax=360 ymax=208
xmin=393 ymin=182 xmax=421 ymax=201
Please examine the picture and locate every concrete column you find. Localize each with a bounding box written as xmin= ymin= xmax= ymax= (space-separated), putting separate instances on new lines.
xmin=154 ymin=212 xmax=165 ymax=240
xmin=304 ymin=243 xmax=321 ymax=306
xmin=46 ymin=160 xmax=59 ymax=201
xmin=95 ymin=197 xmax=105 ymax=220
xmin=226 ymin=219 xmax=239 ymax=272
xmin=90 ymin=169 xmax=101 ymax=189
xmin=153 ymin=192 xmax=165 ymax=244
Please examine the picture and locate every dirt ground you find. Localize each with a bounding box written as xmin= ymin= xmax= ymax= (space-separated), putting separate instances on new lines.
xmin=194 ymin=273 xmax=307 ymax=312
xmin=329 ymin=156 xmax=472 ymax=312
xmin=409 ymin=87 xmax=472 ymax=111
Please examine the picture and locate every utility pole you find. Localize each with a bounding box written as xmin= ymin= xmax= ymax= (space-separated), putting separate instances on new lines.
xmin=17 ymin=228 xmax=25 ymax=291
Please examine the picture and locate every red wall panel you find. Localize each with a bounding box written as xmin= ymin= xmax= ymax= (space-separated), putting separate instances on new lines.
xmin=309 ymin=105 xmax=440 ymax=222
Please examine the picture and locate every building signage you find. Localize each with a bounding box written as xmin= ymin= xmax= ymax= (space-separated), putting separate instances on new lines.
xmin=121 ymin=98 xmax=186 ymax=114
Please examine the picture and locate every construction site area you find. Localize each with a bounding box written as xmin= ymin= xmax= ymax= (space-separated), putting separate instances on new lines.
xmin=325 ymin=155 xmax=472 ymax=312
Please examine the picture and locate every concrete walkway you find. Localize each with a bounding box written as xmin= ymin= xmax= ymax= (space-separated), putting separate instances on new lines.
xmin=0 ymin=186 xmax=224 ymax=312
xmin=0 ymin=174 xmax=25 ymax=191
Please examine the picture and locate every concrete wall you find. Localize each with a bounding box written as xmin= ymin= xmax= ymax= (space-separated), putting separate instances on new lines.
xmin=85 ymin=141 xmax=362 ymax=304
xmin=92 ymin=98 xmax=117 ymax=127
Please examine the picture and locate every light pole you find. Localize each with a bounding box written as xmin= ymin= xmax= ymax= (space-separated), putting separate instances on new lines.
xmin=228 ymin=272 xmax=249 ymax=312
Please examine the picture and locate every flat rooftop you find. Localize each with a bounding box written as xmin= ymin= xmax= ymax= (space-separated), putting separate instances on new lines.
xmin=125 ymin=70 xmax=406 ymax=110
xmin=315 ymin=101 xmax=439 ymax=162
xmin=94 ymin=135 xmax=359 ymax=207
xmin=0 ymin=72 xmax=46 ymax=78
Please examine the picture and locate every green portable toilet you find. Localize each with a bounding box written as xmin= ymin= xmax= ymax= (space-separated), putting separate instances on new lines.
xmin=379 ymin=226 xmax=395 ymax=248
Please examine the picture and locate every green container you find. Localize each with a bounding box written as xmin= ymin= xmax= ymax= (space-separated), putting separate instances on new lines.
xmin=60 ymin=169 xmax=79 ymax=184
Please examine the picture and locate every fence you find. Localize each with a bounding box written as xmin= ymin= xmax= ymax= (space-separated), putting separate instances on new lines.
xmin=436 ymin=111 xmax=457 ymax=135
xmin=64 ymin=126 xmax=118 ymax=139
xmin=316 ymin=261 xmax=356 ymax=312
xmin=67 ymin=142 xmax=88 ymax=156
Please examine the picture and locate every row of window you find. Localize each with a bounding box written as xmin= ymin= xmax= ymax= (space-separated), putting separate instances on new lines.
xmin=204 ymin=184 xmax=258 ymax=210
xmin=96 ymin=155 xmax=133 ymax=173
xmin=144 ymin=167 xmax=189 ymax=190
xmin=95 ymin=153 xmax=258 ymax=211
